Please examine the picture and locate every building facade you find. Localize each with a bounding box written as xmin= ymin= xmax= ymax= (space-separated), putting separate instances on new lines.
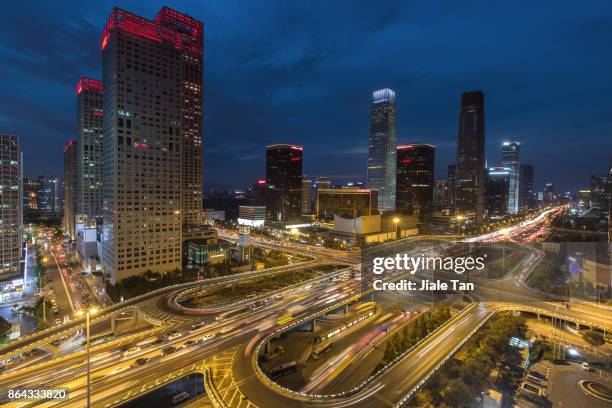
xmin=37 ymin=176 xmax=61 ymax=214
xmin=23 ymin=178 xmax=41 ymax=210
xmin=301 ymin=176 xmax=315 ymax=215
xmin=0 ymin=134 xmax=22 ymax=281
xmin=367 ymin=89 xmax=397 ymax=212
xmin=455 ymin=91 xmax=485 ymax=223
xmin=315 ymin=176 xmax=332 ymax=190
xmin=433 ymin=180 xmax=450 ymax=211
xmin=501 ymin=141 xmax=520 ymax=214
xmin=396 ymin=143 xmax=435 ymax=218
xmin=76 ymin=77 xmax=103 ymax=223
xmin=265 ymin=144 xmax=303 ymax=222
xmin=63 ymin=140 xmax=78 ymax=238
xmin=316 ymin=188 xmax=378 ymax=221
xmin=101 ymin=7 xmax=203 ymax=282
xmin=519 ymin=164 xmax=534 ymax=211
xmin=485 ymin=165 xmax=510 ymax=217
xmin=447 ymin=164 xmax=456 ymax=207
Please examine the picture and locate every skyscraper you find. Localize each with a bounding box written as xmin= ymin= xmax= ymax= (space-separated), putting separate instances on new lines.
xmin=544 ymin=182 xmax=554 ymax=204
xmin=0 ymin=134 xmax=22 ymax=281
xmin=265 ymin=144 xmax=303 ymax=222
xmin=301 ymin=176 xmax=315 ymax=215
xmin=23 ymin=178 xmax=40 ymax=210
xmin=502 ymin=141 xmax=520 ymax=214
xmin=76 ymin=77 xmax=103 ymax=223
xmin=64 ymin=140 xmax=78 ymax=238
xmin=396 ymin=143 xmax=435 ymax=218
xmin=455 ymin=91 xmax=485 ymax=223
xmin=367 ymin=89 xmax=397 ymax=212
xmin=101 ymin=7 xmax=203 ymax=282
xmin=485 ymin=165 xmax=510 ymax=217
xmin=37 ymin=176 xmax=61 ymax=214
xmin=519 ymin=164 xmax=534 ymax=210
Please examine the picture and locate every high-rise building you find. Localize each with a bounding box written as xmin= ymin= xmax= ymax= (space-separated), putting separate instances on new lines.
xmin=501 ymin=141 xmax=520 ymax=214
xmin=544 ymin=182 xmax=554 ymax=204
xmin=316 ymin=188 xmax=378 ymax=221
xmin=101 ymin=7 xmax=203 ymax=282
xmin=396 ymin=143 xmax=435 ymax=218
xmin=37 ymin=176 xmax=61 ymax=214
xmin=591 ymin=174 xmax=608 ymax=209
xmin=265 ymin=144 xmax=303 ymax=222
xmin=0 ymin=134 xmax=22 ymax=281
xmin=455 ymin=91 xmax=485 ymax=223
xmin=254 ymin=179 xmax=267 ymax=206
xmin=23 ymin=178 xmax=41 ymax=210
xmin=76 ymin=77 xmax=103 ymax=223
xmin=433 ymin=180 xmax=450 ymax=211
xmin=485 ymin=165 xmax=510 ymax=217
xmin=519 ymin=164 xmax=534 ymax=211
xmin=447 ymin=164 xmax=456 ymax=207
xmin=367 ymin=89 xmax=397 ymax=212
xmin=301 ymin=176 xmax=315 ymax=215
xmin=63 ymin=140 xmax=78 ymax=238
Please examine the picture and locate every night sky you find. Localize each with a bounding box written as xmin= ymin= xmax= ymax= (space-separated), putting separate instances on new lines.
xmin=1 ymin=0 xmax=610 ymax=193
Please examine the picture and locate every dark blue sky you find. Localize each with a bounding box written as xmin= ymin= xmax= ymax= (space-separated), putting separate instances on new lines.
xmin=1 ymin=0 xmax=610 ymax=192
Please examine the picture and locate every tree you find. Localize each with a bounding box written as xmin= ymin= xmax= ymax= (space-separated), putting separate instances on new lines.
xmin=582 ymin=330 xmax=605 ymax=346
xmin=441 ymin=378 xmax=471 ymax=407
xmin=0 ymin=316 xmax=10 ymax=340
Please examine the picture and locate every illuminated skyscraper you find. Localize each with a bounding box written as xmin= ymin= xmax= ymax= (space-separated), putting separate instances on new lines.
xmin=0 ymin=134 xmax=22 ymax=281
xmin=455 ymin=91 xmax=485 ymax=223
xmin=265 ymin=144 xmax=303 ymax=222
xmin=447 ymin=164 xmax=456 ymax=207
xmin=367 ymin=89 xmax=396 ymax=212
xmin=502 ymin=141 xmax=520 ymax=214
xmin=396 ymin=143 xmax=435 ymax=218
xmin=302 ymin=176 xmax=315 ymax=215
xmin=101 ymin=7 xmax=203 ymax=282
xmin=37 ymin=176 xmax=61 ymax=214
xmin=64 ymin=140 xmax=78 ymax=238
xmin=76 ymin=77 xmax=103 ymax=223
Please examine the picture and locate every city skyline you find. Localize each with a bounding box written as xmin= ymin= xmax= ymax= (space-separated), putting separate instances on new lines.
xmin=1 ymin=1 xmax=611 ymax=193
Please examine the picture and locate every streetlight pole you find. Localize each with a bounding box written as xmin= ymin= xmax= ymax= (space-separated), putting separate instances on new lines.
xmin=78 ymin=307 xmax=97 ymax=408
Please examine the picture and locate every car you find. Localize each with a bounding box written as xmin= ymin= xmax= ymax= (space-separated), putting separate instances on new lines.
xmin=161 ymin=346 xmax=177 ymax=356
xmin=182 ymin=340 xmax=199 ymax=348
xmin=132 ymin=357 xmax=150 ymax=367
xmin=581 ymin=362 xmax=590 ymax=372
xmin=202 ymin=333 xmax=215 ymax=341
xmin=164 ymin=330 xmax=181 ymax=341
xmin=190 ymin=321 xmax=205 ymax=330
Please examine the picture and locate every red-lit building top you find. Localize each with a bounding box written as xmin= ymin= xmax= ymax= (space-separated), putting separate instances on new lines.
xmin=64 ymin=139 xmax=77 ymax=153
xmin=102 ymin=7 xmax=203 ymax=55
xmin=76 ymin=77 xmax=102 ymax=95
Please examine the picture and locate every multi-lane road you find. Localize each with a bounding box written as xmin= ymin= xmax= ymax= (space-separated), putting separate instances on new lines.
xmin=1 ymin=206 xmax=610 ymax=407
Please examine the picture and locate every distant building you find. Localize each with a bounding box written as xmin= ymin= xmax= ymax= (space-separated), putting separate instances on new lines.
xmin=315 ymin=176 xmax=332 ymax=190
xmin=265 ymin=144 xmax=303 ymax=222
xmin=519 ymin=164 xmax=534 ymax=210
xmin=203 ymin=209 xmax=225 ymax=221
xmin=367 ymin=89 xmax=397 ymax=212
xmin=316 ymin=188 xmax=378 ymax=221
xmin=433 ymin=180 xmax=450 ymax=210
xmin=544 ymin=182 xmax=554 ymax=204
xmin=63 ymin=140 xmax=78 ymax=238
xmin=37 ymin=176 xmax=61 ymax=214
xmin=23 ymin=178 xmax=41 ymax=210
xmin=486 ymin=165 xmax=510 ymax=217
xmin=238 ymin=206 xmax=266 ymax=228
xmin=301 ymin=176 xmax=315 ymax=215
xmin=0 ymin=134 xmax=22 ymax=281
xmin=396 ymin=143 xmax=435 ymax=218
xmin=591 ymin=174 xmax=608 ymax=209
xmin=254 ymin=179 xmax=267 ymax=206
xmin=455 ymin=91 xmax=485 ymax=223
xmin=501 ymin=141 xmax=520 ymax=214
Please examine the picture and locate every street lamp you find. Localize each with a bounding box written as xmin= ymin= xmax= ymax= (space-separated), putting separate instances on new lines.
xmin=77 ymin=307 xmax=98 ymax=408
xmin=455 ymin=215 xmax=464 ymax=236
xmin=393 ymin=217 xmax=400 ymax=240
